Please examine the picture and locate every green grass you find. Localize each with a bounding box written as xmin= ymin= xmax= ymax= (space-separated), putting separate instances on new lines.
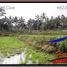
xmin=0 ymin=34 xmax=67 ymax=64
xmin=0 ymin=36 xmax=56 ymax=64
xmin=0 ymin=36 xmax=26 ymax=57
xmin=19 ymin=30 xmax=67 ymax=35
xmin=19 ymin=34 xmax=67 ymax=64
xmin=21 ymin=45 xmax=56 ymax=64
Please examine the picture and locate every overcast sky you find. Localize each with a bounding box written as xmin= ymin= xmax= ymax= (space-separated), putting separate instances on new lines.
xmin=0 ymin=3 xmax=67 ymax=22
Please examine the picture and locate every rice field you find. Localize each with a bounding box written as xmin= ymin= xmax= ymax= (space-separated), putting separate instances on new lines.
xmin=0 ymin=34 xmax=67 ymax=64
xmin=0 ymin=37 xmax=25 ymax=57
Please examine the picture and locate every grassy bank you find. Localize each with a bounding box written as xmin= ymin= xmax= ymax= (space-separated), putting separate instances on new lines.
xmin=18 ymin=34 xmax=67 ymax=64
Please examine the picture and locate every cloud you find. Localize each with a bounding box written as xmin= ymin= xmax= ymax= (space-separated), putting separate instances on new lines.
xmin=0 ymin=3 xmax=67 ymax=22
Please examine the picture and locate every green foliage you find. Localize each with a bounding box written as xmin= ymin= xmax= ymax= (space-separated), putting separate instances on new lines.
xmin=21 ymin=45 xmax=56 ymax=64
xmin=0 ymin=34 xmax=67 ymax=64
xmin=19 ymin=34 xmax=67 ymax=53
xmin=59 ymin=39 xmax=67 ymax=52
xmin=0 ymin=37 xmax=25 ymax=56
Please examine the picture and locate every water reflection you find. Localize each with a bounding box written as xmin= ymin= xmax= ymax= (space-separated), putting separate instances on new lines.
xmin=0 ymin=52 xmax=25 ymax=64
xmin=0 ymin=49 xmax=39 ymax=64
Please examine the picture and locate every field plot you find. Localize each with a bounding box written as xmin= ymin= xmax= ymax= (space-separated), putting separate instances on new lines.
xmin=0 ymin=37 xmax=25 ymax=56
xmin=0 ymin=34 xmax=66 ymax=64
xmin=17 ymin=34 xmax=67 ymax=64
xmin=0 ymin=35 xmax=55 ymax=64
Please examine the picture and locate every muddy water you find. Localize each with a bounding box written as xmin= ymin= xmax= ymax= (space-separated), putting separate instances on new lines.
xmin=0 ymin=50 xmax=39 ymax=64
xmin=0 ymin=52 xmax=26 ymax=64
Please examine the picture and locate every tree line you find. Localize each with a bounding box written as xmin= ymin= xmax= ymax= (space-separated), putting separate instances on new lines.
xmin=0 ymin=6 xmax=67 ymax=33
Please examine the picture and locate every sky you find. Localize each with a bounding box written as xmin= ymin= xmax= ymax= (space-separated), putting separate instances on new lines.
xmin=0 ymin=3 xmax=67 ymax=22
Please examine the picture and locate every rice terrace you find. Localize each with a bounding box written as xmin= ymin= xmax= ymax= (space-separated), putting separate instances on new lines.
xmin=0 ymin=3 xmax=67 ymax=65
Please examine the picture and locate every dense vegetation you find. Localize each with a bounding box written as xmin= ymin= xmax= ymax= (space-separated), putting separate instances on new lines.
xmin=0 ymin=35 xmax=67 ymax=64
xmin=18 ymin=35 xmax=67 ymax=52
xmin=0 ymin=7 xmax=67 ymax=34
xmin=0 ymin=5 xmax=67 ymax=64
xmin=0 ymin=36 xmax=56 ymax=64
